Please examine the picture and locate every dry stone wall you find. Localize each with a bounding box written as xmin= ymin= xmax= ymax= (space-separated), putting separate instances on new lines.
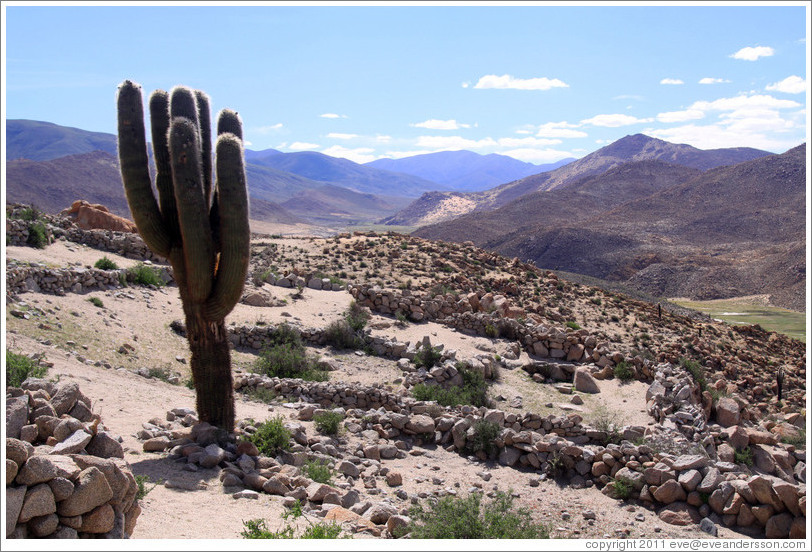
xmin=6 ymin=263 xmax=173 ymax=296
xmin=6 ymin=379 xmax=141 ymax=539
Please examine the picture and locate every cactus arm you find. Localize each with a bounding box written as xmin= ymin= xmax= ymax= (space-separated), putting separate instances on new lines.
xmin=148 ymin=89 xmax=181 ymax=243
xmin=168 ymin=117 xmax=215 ymax=303
xmin=216 ymin=109 xmax=243 ymax=139
xmin=195 ymin=90 xmax=213 ymax=206
xmin=117 ymin=80 xmax=171 ymax=257
xmin=204 ymin=133 xmax=250 ymax=321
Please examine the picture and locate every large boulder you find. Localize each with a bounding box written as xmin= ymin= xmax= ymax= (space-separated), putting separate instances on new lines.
xmin=573 ymin=368 xmax=600 ymax=394
xmin=60 ymin=200 xmax=137 ymax=233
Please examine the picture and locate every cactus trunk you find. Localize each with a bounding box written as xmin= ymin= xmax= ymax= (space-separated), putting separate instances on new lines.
xmin=117 ymin=80 xmax=248 ymax=432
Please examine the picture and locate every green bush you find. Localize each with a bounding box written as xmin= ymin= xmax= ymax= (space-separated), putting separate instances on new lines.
xmin=323 ymin=319 xmax=363 ymax=350
xmin=129 ymin=263 xmax=164 ymax=287
xmin=302 ymin=458 xmax=334 ymax=484
xmin=565 ymin=321 xmax=581 ymax=330
xmin=680 ymin=357 xmax=707 ymax=391
xmin=270 ymin=322 xmax=303 ymax=348
xmin=242 ymin=499 xmax=344 ymax=539
xmin=411 ymin=366 xmax=489 ymax=408
xmin=88 ymin=297 xmax=104 ymax=308
xmin=406 ymin=491 xmax=549 ymax=539
xmin=26 ymin=222 xmax=48 ymax=249
xmin=414 ymin=346 xmax=442 ymax=369
xmin=345 ymin=300 xmax=369 ymax=331
xmin=135 ymin=475 xmax=160 ymax=500
xmin=16 ymin=206 xmax=41 ymax=222
xmin=613 ymin=361 xmax=634 ymax=381
xmin=735 ymin=446 xmax=754 ymax=466
xmin=6 ymin=350 xmax=48 ymax=387
xmin=313 ymin=411 xmax=344 ymax=435
xmin=484 ymin=324 xmax=499 ymax=338
xmin=248 ymin=416 xmax=292 ymax=456
xmin=465 ymin=418 xmax=501 ymax=457
xmin=254 ymin=342 xmax=327 ymax=382
xmin=609 ymin=477 xmax=633 ymax=500
xmin=94 ymin=256 xmax=119 ymax=270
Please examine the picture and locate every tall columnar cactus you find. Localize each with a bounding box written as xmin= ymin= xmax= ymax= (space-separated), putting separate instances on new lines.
xmin=117 ymin=80 xmax=249 ymax=431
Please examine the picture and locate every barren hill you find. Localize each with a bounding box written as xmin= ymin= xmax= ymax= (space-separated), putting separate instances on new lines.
xmin=388 ymin=134 xmax=773 ymax=227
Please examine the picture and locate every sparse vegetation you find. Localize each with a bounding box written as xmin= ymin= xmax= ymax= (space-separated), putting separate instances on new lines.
xmin=613 ymin=361 xmax=634 ymax=381
xmin=94 ymin=256 xmax=119 ymax=270
xmin=680 ymin=357 xmax=707 ymax=391
xmin=6 ymin=349 xmax=48 ymax=387
xmin=313 ymin=411 xmax=344 ymax=435
xmin=414 ymin=345 xmax=443 ymax=369
xmin=129 ymin=263 xmax=164 ymax=287
xmin=465 ymin=418 xmax=501 ymax=457
xmin=609 ymin=477 xmax=633 ymax=500
xmin=411 ymin=365 xmax=489 ymax=407
xmin=302 ymin=458 xmax=334 ymax=484
xmin=734 ymin=446 xmax=754 ymax=466
xmin=405 ymin=491 xmax=549 ymax=539
xmin=135 ymin=475 xmax=160 ymax=500
xmin=254 ymin=339 xmax=328 ymax=382
xmin=88 ymin=297 xmax=104 ymax=308
xmin=242 ymin=500 xmax=344 ymax=539
xmin=247 ymin=415 xmax=292 ymax=456
xmin=26 ymin=221 xmax=48 ymax=249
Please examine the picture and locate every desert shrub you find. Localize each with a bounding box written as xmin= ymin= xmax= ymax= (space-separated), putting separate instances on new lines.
xmin=135 ymin=475 xmax=160 ymax=500
xmin=609 ymin=477 xmax=633 ymax=500
xmin=269 ymin=322 xmax=303 ymax=348
xmin=94 ymin=256 xmax=119 ymax=270
xmin=406 ymin=491 xmax=549 ymax=539
xmin=147 ymin=365 xmax=177 ymax=384
xmin=129 ymin=263 xmax=164 ymax=287
xmin=734 ymin=446 xmax=754 ymax=466
xmin=680 ymin=357 xmax=707 ymax=391
xmin=414 ymin=346 xmax=442 ymax=369
xmin=345 ymin=300 xmax=369 ymax=331
xmin=412 ymin=365 xmax=489 ymax=408
xmin=590 ymin=405 xmax=624 ymax=445
xmin=16 ymin=206 xmax=41 ymax=221
xmin=88 ymin=297 xmax=104 ymax=308
xmin=26 ymin=222 xmax=48 ymax=249
xmin=323 ymin=319 xmax=363 ymax=350
xmin=254 ymin=342 xmax=327 ymax=382
xmin=465 ymin=419 xmax=501 ymax=457
xmin=303 ymin=458 xmax=334 ymax=484
xmin=565 ymin=321 xmax=581 ymax=330
xmin=613 ymin=361 xmax=634 ymax=381
xmin=780 ymin=428 xmax=806 ymax=448
xmin=248 ymin=416 xmax=292 ymax=456
xmin=242 ymin=499 xmax=344 ymax=539
xmin=545 ymin=451 xmax=565 ymax=478
xmin=243 ymin=386 xmax=277 ymax=404
xmin=6 ymin=350 xmax=47 ymax=387
xmin=484 ymin=324 xmax=499 ymax=338
xmin=313 ymin=411 xmax=344 ymax=435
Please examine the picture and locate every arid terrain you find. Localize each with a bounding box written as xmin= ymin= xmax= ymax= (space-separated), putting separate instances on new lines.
xmin=5 ymin=210 xmax=807 ymax=544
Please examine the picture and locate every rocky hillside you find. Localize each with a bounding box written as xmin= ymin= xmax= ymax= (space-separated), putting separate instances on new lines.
xmin=5 ymin=205 xmax=807 ymax=540
xmin=415 ymin=145 xmax=806 ymax=311
xmin=388 ymin=134 xmax=772 ymax=227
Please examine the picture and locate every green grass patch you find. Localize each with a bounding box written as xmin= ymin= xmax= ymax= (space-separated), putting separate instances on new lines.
xmin=129 ymin=263 xmax=164 ymax=287
xmin=672 ymin=297 xmax=805 ymax=342
xmin=411 ymin=365 xmax=489 ymax=408
xmin=302 ymin=458 xmax=334 ymax=484
xmin=313 ymin=411 xmax=344 ymax=435
xmin=88 ymin=297 xmax=104 ymax=308
xmin=247 ymin=415 xmax=292 ymax=456
xmin=254 ymin=340 xmax=328 ymax=382
xmin=94 ymin=256 xmax=119 ymax=270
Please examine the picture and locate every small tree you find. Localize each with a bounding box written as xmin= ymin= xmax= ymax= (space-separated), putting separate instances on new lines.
xmin=117 ymin=80 xmax=249 ymax=431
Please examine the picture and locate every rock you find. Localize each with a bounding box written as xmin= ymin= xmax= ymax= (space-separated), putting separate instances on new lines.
xmin=233 ymin=489 xmax=260 ymax=500
xmin=405 ymin=415 xmax=435 ymax=434
xmin=385 ymin=472 xmax=403 ymax=487
xmin=199 ymin=444 xmax=226 ymax=469
xmin=573 ymin=368 xmax=600 ymax=394
xmin=498 ymin=446 xmax=522 ymax=467
xmin=657 ymin=502 xmax=701 ymax=526
xmin=386 ymin=514 xmax=411 ymax=535
xmin=52 ymin=429 xmax=93 ymax=455
xmin=15 ymin=455 xmax=80 ymax=486
xmin=52 ymin=526 xmax=78 ymax=539
xmin=19 ymin=483 xmax=56 ymax=523
xmin=70 ymin=456 xmax=132 ymax=507
xmin=50 ymin=382 xmax=81 ymax=416
xmin=262 ymin=475 xmax=291 ymax=496
xmin=337 ymin=460 xmax=361 ymax=478
xmin=765 ymin=513 xmax=793 ymax=538
xmin=678 ymin=469 xmax=702 ymax=492
xmin=6 ymin=398 xmax=30 ymax=440
xmin=748 ymin=475 xmax=786 ymax=512
xmin=367 ymin=503 xmax=398 ymax=525
xmin=772 ymin=480 xmax=801 ymax=516
xmin=697 ymin=467 xmax=721 ymax=493
xmin=715 ymin=397 xmax=741 ymax=427
xmin=615 ymin=467 xmax=645 ymax=490
xmin=6 ymin=486 xmax=26 ymax=537
xmin=80 ymin=503 xmax=115 ymax=533
xmin=7 ymin=458 xmax=19 ymax=482
xmin=86 ymin=432 xmax=125 ymax=459
xmin=57 ymin=467 xmax=114 ymax=517
xmin=789 ymin=517 xmax=806 ymax=539
xmin=28 ymin=513 xmax=59 ymax=537
xmin=48 ymin=477 xmax=74 ymax=502
xmin=671 ymin=454 xmax=709 ymax=471
xmin=653 ymin=479 xmax=687 ymax=504
xmin=307 ymin=483 xmax=339 ymax=503
xmin=726 ymin=425 xmax=749 ymax=450
xmin=143 ymin=436 xmax=171 ymax=452
xmin=699 ymin=517 xmax=718 ymax=536
xmin=708 ymin=483 xmax=734 ymax=515
xmin=236 ymin=441 xmax=260 ymax=457
xmin=6 ymin=438 xmax=31 ymax=470
xmin=61 ymin=200 xmax=137 ymax=232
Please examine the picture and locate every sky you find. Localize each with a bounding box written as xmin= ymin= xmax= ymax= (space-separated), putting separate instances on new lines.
xmin=2 ymin=1 xmax=809 ymax=164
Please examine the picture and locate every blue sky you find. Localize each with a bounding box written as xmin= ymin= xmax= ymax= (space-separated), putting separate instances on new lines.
xmin=2 ymin=2 xmax=809 ymax=164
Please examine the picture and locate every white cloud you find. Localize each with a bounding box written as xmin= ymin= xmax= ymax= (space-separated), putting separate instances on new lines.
xmin=656 ymin=109 xmax=705 ymax=123
xmin=243 ymin=140 xmax=253 ymax=147
xmin=690 ymin=94 xmax=800 ymax=112
xmin=461 ymin=82 xmax=471 ymax=88
xmin=411 ymin=119 xmax=471 ymax=130
xmin=660 ymin=78 xmax=684 ymax=85
xmin=383 ymin=150 xmax=438 ymax=159
xmin=254 ymin=123 xmax=283 ymax=133
xmin=535 ymin=121 xmax=588 ymax=138
xmin=326 ymin=133 xmax=358 ymax=140
xmin=766 ymin=75 xmax=807 ymax=94
xmin=473 ymin=74 xmax=569 ymax=91
xmin=320 ymin=113 xmax=348 ymax=119
xmin=730 ymin=46 xmax=774 ymax=61
xmin=497 ymin=137 xmax=562 ymax=148
xmin=321 ymin=146 xmax=377 ymax=164
xmin=699 ymin=77 xmax=731 ymax=85
xmin=580 ymin=114 xmax=654 ymax=127
xmin=416 ymin=135 xmax=497 ymax=150
xmin=375 ymin=135 xmax=392 ymax=143
xmin=646 ymin=122 xmax=799 ymax=151
xmin=289 ymin=141 xmax=320 ymax=150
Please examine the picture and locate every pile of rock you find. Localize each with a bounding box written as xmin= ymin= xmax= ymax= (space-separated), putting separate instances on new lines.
xmin=61 ymin=227 xmax=163 ymax=262
xmin=6 ymin=379 xmax=141 ymax=539
xmin=6 ymin=262 xmax=173 ymax=296
xmin=254 ymin=270 xmax=345 ymax=292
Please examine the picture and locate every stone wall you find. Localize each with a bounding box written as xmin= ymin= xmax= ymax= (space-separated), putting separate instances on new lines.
xmin=6 ymin=263 xmax=173 ymax=296
xmin=6 ymin=379 xmax=141 ymax=539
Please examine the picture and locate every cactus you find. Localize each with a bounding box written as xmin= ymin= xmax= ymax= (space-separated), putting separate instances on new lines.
xmin=117 ymin=80 xmax=249 ymax=431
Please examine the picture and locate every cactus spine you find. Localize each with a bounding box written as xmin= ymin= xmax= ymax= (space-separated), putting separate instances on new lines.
xmin=117 ymin=80 xmax=249 ymax=431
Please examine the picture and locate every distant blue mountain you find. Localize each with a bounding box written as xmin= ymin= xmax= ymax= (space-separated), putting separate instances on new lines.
xmin=366 ymin=150 xmax=575 ymax=192
xmin=7 ymin=119 xmax=119 ymax=161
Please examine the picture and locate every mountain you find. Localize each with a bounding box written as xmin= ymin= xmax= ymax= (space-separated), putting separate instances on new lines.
xmin=6 ymin=119 xmax=119 ymax=161
xmin=419 ymin=145 xmax=806 ymax=310
xmin=280 ymin=184 xmax=411 ymax=227
xmin=388 ymin=134 xmax=773 ymax=227
xmin=246 ymin=150 xmax=438 ymax=197
xmin=365 ymin=150 xmax=574 ymax=192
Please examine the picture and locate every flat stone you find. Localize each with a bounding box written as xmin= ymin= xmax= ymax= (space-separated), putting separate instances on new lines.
xmin=671 ymin=454 xmax=708 ymax=471
xmin=15 ymin=455 xmax=80 ymax=486
xmin=85 ymin=432 xmax=124 ymax=459
xmin=657 ymin=502 xmax=701 ymax=526
xmin=52 ymin=429 xmax=92 ymax=455
xmin=50 ymin=382 xmax=81 ymax=416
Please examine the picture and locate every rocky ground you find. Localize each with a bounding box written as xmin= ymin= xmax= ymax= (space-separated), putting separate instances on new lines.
xmin=4 ymin=213 xmax=807 ymax=543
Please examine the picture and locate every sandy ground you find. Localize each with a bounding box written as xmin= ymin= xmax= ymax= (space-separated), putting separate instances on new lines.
xmin=5 ymin=238 xmax=754 ymax=544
